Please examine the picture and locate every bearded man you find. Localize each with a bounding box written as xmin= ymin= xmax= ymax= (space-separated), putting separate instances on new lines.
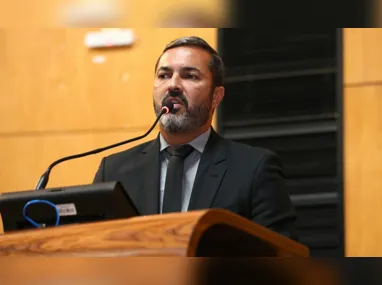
xmin=93 ymin=36 xmax=298 ymax=241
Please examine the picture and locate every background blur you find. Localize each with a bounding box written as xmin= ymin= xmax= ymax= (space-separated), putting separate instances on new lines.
xmin=1 ymin=0 xmax=382 ymax=258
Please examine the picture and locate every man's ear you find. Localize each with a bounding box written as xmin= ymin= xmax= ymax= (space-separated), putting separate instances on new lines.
xmin=212 ymin=86 xmax=225 ymax=109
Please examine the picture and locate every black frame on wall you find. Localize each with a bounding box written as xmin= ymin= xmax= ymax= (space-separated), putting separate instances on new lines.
xmin=215 ymin=28 xmax=344 ymax=257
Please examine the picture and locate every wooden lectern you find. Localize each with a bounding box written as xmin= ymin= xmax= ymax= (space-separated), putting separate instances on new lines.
xmin=0 ymin=209 xmax=308 ymax=257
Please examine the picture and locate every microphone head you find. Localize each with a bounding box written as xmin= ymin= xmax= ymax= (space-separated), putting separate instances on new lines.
xmin=161 ymin=101 xmax=174 ymax=114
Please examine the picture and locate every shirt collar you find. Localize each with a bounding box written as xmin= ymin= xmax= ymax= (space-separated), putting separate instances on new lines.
xmin=159 ymin=127 xmax=211 ymax=154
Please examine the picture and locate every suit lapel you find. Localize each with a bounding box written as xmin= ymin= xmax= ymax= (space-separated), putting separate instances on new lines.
xmin=188 ymin=129 xmax=228 ymax=211
xmin=136 ymin=136 xmax=161 ymax=215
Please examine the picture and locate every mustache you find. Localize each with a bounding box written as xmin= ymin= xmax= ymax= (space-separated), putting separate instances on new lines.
xmin=161 ymin=91 xmax=189 ymax=108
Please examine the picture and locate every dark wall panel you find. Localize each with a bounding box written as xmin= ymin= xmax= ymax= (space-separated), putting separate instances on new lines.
xmin=217 ymin=28 xmax=343 ymax=256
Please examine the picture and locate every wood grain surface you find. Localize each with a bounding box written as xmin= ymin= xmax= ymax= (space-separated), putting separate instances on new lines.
xmin=344 ymin=28 xmax=382 ymax=256
xmin=344 ymin=28 xmax=382 ymax=85
xmin=0 ymin=209 xmax=309 ymax=257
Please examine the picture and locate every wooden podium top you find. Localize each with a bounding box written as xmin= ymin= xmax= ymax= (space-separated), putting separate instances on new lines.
xmin=0 ymin=209 xmax=309 ymax=257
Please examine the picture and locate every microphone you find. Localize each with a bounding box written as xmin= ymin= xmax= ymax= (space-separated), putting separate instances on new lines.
xmin=34 ymin=102 xmax=174 ymax=190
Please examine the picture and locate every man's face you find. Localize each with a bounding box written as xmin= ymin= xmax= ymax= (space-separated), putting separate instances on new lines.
xmin=153 ymin=46 xmax=215 ymax=133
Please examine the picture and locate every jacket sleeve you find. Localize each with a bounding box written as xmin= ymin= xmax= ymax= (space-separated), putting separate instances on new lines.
xmin=250 ymin=152 xmax=298 ymax=241
xmin=93 ymin=157 xmax=106 ymax=183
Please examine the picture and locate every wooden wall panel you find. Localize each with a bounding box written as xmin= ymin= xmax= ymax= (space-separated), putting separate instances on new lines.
xmin=344 ymin=28 xmax=382 ymax=256
xmin=344 ymin=28 xmax=382 ymax=85
xmin=344 ymin=85 xmax=382 ymax=256
xmin=0 ymin=130 xmax=158 ymax=193
xmin=0 ymin=28 xmax=217 ymax=133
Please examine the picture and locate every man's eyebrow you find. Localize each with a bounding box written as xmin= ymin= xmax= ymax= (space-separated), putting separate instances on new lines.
xmin=157 ymin=66 xmax=172 ymax=73
xmin=157 ymin=66 xmax=201 ymax=73
xmin=181 ymin=66 xmax=201 ymax=73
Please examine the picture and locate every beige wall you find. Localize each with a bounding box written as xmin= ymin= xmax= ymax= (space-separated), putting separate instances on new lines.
xmin=344 ymin=28 xmax=382 ymax=256
xmin=0 ymin=28 xmax=217 ymax=197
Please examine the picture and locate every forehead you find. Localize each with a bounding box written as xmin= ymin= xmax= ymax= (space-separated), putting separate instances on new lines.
xmin=157 ymin=46 xmax=212 ymax=72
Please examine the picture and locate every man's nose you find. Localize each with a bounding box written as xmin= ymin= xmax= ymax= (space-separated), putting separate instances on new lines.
xmin=168 ymin=74 xmax=183 ymax=92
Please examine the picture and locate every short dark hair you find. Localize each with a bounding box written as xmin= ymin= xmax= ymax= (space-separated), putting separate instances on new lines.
xmin=154 ymin=36 xmax=225 ymax=87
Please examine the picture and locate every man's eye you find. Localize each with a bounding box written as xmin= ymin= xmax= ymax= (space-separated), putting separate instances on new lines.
xmin=186 ymin=74 xmax=198 ymax=80
xmin=158 ymin=73 xmax=170 ymax=79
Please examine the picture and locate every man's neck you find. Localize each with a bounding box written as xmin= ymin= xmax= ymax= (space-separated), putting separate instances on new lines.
xmin=160 ymin=124 xmax=211 ymax=147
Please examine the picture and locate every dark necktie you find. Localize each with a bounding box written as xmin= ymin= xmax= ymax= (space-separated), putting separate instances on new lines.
xmin=162 ymin=144 xmax=194 ymax=213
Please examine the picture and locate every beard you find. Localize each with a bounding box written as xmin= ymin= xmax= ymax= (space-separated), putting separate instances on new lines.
xmin=153 ymin=94 xmax=213 ymax=133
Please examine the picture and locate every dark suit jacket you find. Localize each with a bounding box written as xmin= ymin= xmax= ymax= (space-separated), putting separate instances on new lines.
xmin=93 ymin=128 xmax=298 ymax=240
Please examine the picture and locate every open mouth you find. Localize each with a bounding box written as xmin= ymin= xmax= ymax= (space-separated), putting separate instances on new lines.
xmin=164 ymin=98 xmax=184 ymax=111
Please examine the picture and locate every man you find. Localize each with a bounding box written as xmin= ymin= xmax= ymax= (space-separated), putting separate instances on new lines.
xmin=93 ymin=36 xmax=297 ymax=240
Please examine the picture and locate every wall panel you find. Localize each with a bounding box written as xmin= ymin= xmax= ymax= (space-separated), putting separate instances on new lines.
xmin=344 ymin=84 xmax=382 ymax=256
xmin=344 ymin=28 xmax=382 ymax=256
xmin=0 ymin=130 xmax=159 ymax=193
xmin=344 ymin=28 xmax=382 ymax=85
xmin=0 ymin=28 xmax=217 ymax=133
